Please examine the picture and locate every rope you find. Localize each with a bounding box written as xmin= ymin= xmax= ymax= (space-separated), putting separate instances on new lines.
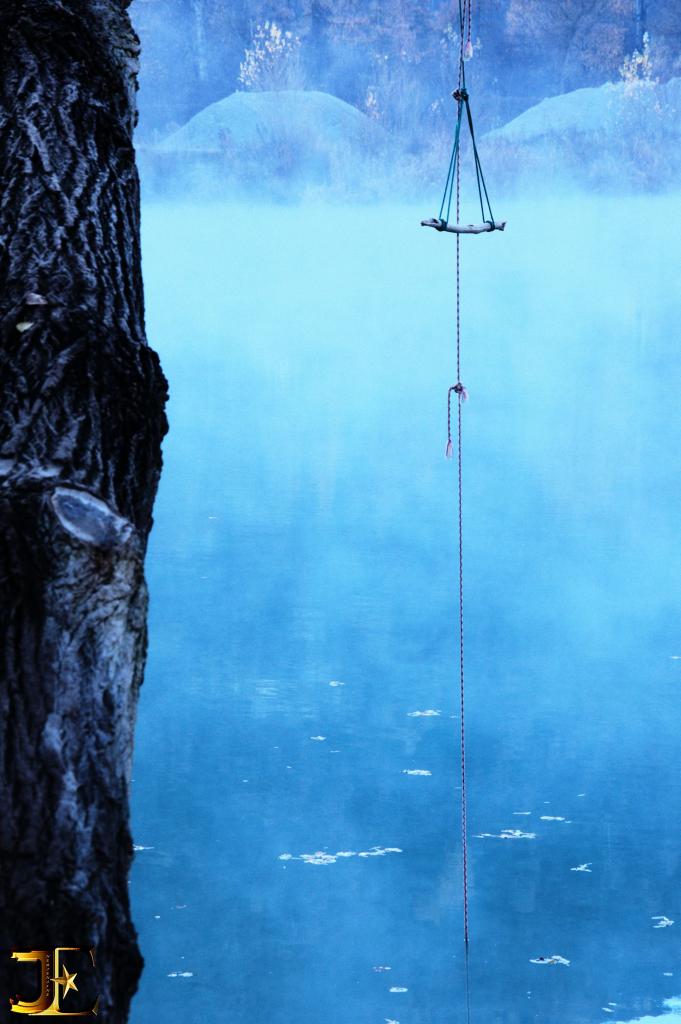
xmin=430 ymin=2 xmax=503 ymax=1017
xmin=437 ymin=0 xmax=495 ymax=233
xmin=454 ymin=131 xmax=470 ymax=954
xmin=448 ymin=5 xmax=473 ymax=1017
xmin=456 ymin=0 xmax=466 ymax=962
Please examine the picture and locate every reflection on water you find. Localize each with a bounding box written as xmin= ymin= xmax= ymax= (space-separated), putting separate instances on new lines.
xmin=130 ymin=197 xmax=681 ymax=1024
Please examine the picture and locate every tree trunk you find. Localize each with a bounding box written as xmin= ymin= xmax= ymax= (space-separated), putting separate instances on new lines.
xmin=0 ymin=2 xmax=167 ymax=1021
xmin=635 ymin=0 xmax=648 ymax=50
xmin=192 ymin=0 xmax=209 ymax=83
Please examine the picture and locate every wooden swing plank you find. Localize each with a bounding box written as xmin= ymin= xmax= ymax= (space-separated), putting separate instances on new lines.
xmin=421 ymin=217 xmax=507 ymax=234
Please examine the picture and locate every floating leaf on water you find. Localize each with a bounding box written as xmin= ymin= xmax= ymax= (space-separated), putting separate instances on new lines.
xmin=16 ymin=321 xmax=34 ymax=332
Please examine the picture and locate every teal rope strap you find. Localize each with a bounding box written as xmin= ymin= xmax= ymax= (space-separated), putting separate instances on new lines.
xmin=431 ymin=82 xmax=498 ymax=232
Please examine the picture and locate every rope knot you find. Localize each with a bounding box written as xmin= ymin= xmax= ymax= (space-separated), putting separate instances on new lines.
xmin=446 ymin=384 xmax=468 ymax=458
xmin=452 ymin=87 xmax=469 ymax=103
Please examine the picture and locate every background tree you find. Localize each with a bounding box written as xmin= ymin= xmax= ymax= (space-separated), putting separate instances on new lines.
xmin=506 ymin=0 xmax=634 ymax=92
xmin=0 ymin=1 xmax=167 ymax=1020
xmin=131 ymin=0 xmax=681 ymax=143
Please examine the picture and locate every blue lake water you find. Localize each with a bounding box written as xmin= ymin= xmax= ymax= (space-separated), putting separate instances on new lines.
xmin=129 ymin=197 xmax=681 ymax=1024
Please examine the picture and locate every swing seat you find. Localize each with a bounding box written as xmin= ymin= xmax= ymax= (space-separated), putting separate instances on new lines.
xmin=421 ymin=217 xmax=506 ymax=235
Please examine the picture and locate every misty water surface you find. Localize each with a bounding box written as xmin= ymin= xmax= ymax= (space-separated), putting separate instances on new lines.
xmin=129 ymin=197 xmax=681 ymax=1024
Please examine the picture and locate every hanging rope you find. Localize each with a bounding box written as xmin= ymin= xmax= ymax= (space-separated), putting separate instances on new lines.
xmin=437 ymin=0 xmax=476 ymax=980
xmin=422 ymin=0 xmax=505 ymax=237
xmin=454 ymin=10 xmax=472 ymax=1023
xmin=422 ymin=6 xmax=504 ymax=1019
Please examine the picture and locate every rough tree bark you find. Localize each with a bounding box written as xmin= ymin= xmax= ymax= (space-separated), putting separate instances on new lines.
xmin=0 ymin=2 xmax=167 ymax=1021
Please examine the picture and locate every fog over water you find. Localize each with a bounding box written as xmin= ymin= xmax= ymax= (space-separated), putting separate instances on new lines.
xmin=126 ymin=196 xmax=681 ymax=1023
xmin=125 ymin=4 xmax=681 ymax=1024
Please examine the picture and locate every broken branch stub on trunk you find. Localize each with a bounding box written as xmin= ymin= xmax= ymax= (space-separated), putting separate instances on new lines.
xmin=0 ymin=1 xmax=168 ymax=1021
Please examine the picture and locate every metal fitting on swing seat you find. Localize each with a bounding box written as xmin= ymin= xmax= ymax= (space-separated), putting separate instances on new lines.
xmin=452 ymin=87 xmax=469 ymax=102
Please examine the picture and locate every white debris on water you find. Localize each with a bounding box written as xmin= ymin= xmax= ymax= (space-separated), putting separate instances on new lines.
xmin=301 ymin=852 xmax=336 ymax=864
xmin=359 ymin=847 xmax=402 ymax=858
xmin=571 ymin=863 xmax=592 ymax=872
xmin=603 ymin=998 xmax=681 ymax=1024
xmin=652 ymin=916 xmax=674 ymax=929
xmin=407 ymin=710 xmax=441 ymax=717
xmin=402 ymin=769 xmax=432 ymax=776
xmin=530 ymin=955 xmax=570 ymax=966
xmin=475 ymin=829 xmax=536 ymax=840
xmin=167 ymin=972 xmax=194 ymax=978
xmin=278 ymin=846 xmax=402 ymax=865
xmin=389 ymin=987 xmax=408 ymax=993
